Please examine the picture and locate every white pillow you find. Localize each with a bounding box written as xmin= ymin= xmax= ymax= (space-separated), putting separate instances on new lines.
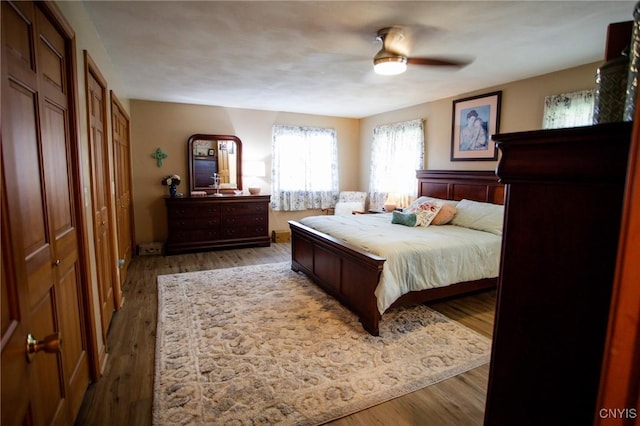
xmin=450 ymin=199 xmax=505 ymax=235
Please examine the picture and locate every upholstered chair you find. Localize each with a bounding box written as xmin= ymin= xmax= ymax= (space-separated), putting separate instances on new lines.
xmin=333 ymin=191 xmax=368 ymax=215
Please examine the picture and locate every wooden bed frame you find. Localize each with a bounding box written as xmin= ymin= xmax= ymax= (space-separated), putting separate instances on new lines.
xmin=288 ymin=170 xmax=505 ymax=335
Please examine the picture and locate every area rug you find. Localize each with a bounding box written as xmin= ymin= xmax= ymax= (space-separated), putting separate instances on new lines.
xmin=153 ymin=262 xmax=491 ymax=425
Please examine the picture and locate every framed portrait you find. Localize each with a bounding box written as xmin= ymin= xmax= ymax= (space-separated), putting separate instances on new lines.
xmin=451 ymin=91 xmax=502 ymax=161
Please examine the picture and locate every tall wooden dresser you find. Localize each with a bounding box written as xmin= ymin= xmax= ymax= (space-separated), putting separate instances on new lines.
xmin=164 ymin=195 xmax=270 ymax=255
xmin=484 ymin=122 xmax=632 ymax=425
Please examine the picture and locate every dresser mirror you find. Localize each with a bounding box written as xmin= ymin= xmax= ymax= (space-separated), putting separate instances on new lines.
xmin=188 ymin=134 xmax=242 ymax=195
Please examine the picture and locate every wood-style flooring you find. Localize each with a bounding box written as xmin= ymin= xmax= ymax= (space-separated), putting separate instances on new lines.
xmin=75 ymin=243 xmax=496 ymax=425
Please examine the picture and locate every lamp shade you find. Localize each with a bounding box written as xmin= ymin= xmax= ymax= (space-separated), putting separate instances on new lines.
xmin=244 ymin=160 xmax=266 ymax=195
xmin=244 ymin=160 xmax=266 ymax=177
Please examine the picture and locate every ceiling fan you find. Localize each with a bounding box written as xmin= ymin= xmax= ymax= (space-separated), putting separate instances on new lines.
xmin=373 ymin=26 xmax=471 ymax=75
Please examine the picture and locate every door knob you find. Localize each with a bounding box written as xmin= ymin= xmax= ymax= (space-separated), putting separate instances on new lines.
xmin=26 ymin=332 xmax=61 ymax=363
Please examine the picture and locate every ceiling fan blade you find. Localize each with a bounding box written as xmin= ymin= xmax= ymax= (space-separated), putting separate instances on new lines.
xmin=407 ymin=57 xmax=472 ymax=67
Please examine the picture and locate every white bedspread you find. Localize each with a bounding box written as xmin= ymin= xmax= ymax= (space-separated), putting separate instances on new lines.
xmin=298 ymin=213 xmax=502 ymax=314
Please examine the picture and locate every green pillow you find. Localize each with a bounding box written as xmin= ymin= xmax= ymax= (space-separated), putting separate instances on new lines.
xmin=391 ymin=211 xmax=417 ymax=227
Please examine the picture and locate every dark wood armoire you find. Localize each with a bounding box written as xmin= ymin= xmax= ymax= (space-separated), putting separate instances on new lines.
xmin=484 ymin=121 xmax=632 ymax=425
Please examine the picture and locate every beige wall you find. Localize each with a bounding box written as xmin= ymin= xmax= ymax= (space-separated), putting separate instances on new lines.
xmin=131 ymin=62 xmax=600 ymax=245
xmin=130 ymin=101 xmax=360 ymax=244
xmin=359 ymin=62 xmax=599 ymax=188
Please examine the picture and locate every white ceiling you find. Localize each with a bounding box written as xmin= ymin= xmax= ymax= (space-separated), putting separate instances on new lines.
xmin=83 ymin=1 xmax=636 ymax=119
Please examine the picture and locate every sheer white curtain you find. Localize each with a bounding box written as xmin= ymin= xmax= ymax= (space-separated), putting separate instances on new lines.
xmin=271 ymin=125 xmax=339 ymax=211
xmin=542 ymin=89 xmax=595 ymax=129
xmin=368 ymin=119 xmax=424 ymax=209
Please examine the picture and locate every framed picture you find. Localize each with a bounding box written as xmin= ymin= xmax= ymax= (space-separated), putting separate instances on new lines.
xmin=451 ymin=91 xmax=502 ymax=161
xmin=218 ymin=141 xmax=235 ymax=154
xmin=193 ymin=139 xmax=215 ymax=157
xmin=207 ymin=148 xmax=215 ymax=156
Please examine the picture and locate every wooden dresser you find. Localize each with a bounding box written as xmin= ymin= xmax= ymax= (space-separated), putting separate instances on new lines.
xmin=164 ymin=195 xmax=270 ymax=255
xmin=484 ymin=122 xmax=632 ymax=425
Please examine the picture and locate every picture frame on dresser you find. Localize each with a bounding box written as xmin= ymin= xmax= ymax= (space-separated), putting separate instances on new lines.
xmin=451 ymin=91 xmax=501 ymax=161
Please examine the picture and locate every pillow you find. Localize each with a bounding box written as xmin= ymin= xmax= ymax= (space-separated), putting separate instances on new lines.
xmin=431 ymin=203 xmax=457 ymax=225
xmin=405 ymin=196 xmax=456 ymax=213
xmin=405 ymin=200 xmax=442 ymax=226
xmin=450 ymin=199 xmax=505 ymax=235
xmin=391 ymin=211 xmax=417 ymax=227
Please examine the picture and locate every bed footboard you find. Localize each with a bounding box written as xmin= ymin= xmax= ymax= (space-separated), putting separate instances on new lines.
xmin=288 ymin=220 xmax=385 ymax=335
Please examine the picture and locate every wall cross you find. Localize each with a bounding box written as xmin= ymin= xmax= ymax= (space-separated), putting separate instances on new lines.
xmin=152 ymin=148 xmax=168 ymax=167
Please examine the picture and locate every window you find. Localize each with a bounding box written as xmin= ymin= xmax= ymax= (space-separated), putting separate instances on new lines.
xmin=271 ymin=125 xmax=338 ymax=211
xmin=369 ymin=119 xmax=424 ymax=209
xmin=542 ymin=89 xmax=594 ymax=129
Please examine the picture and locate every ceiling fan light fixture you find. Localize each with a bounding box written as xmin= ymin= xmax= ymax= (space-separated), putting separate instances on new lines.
xmin=373 ymin=55 xmax=407 ymax=75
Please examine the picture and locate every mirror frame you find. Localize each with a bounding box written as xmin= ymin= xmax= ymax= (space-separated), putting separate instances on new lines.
xmin=187 ymin=134 xmax=243 ymax=195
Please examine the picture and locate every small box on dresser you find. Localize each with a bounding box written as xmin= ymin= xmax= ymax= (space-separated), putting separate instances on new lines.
xmin=164 ymin=194 xmax=270 ymax=255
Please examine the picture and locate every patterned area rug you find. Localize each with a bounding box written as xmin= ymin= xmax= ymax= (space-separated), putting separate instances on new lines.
xmin=153 ymin=262 xmax=491 ymax=425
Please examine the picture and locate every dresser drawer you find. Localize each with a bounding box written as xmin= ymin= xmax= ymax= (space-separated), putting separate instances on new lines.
xmin=222 ymin=224 xmax=268 ymax=239
xmin=168 ymin=228 xmax=222 ymax=243
xmin=222 ymin=202 xmax=267 ymax=215
xmin=168 ymin=216 xmax=221 ymax=230
xmin=167 ymin=204 xmax=221 ymax=219
xmin=222 ymin=214 xmax=266 ymax=228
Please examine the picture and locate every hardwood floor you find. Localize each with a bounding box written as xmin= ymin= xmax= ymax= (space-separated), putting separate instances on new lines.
xmin=75 ymin=243 xmax=496 ymax=425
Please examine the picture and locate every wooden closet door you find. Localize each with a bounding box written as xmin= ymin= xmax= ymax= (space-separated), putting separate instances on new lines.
xmin=86 ymin=55 xmax=116 ymax=338
xmin=218 ymin=147 xmax=231 ymax=183
xmin=111 ymin=93 xmax=134 ymax=292
xmin=1 ymin=1 xmax=90 ymax=424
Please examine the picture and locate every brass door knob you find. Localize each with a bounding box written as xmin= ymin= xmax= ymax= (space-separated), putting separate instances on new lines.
xmin=26 ymin=332 xmax=61 ymax=363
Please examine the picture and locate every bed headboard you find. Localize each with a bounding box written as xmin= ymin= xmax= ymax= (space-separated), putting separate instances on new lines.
xmin=416 ymin=170 xmax=505 ymax=205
